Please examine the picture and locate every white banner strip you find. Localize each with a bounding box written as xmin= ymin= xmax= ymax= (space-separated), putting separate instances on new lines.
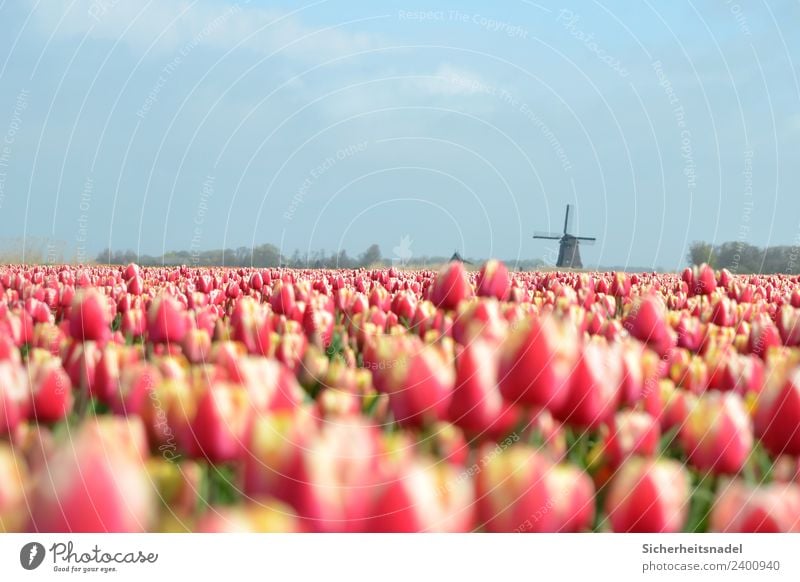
xmin=1 ymin=534 xmax=799 ymax=581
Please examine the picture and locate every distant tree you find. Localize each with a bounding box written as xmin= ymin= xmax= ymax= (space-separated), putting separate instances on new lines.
xmin=251 ymin=243 xmax=282 ymax=267
xmin=359 ymin=244 xmax=382 ymax=267
xmin=687 ymin=241 xmax=715 ymax=268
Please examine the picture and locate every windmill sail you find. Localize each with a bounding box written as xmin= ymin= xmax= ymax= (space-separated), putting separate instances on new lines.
xmin=533 ymin=204 xmax=597 ymax=269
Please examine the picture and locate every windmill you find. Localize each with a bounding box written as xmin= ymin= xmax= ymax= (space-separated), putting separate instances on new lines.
xmin=533 ymin=204 xmax=596 ymax=269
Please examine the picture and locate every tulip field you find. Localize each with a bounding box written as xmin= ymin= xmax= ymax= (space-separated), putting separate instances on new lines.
xmin=2 ymin=260 xmax=800 ymax=533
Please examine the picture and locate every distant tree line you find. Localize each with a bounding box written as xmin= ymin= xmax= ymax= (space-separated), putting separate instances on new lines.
xmin=93 ymin=243 xmax=555 ymax=270
xmin=95 ymin=243 xmax=386 ymax=269
xmin=687 ymin=241 xmax=800 ymax=275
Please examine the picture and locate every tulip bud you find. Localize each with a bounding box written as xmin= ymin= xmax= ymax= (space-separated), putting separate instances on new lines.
xmin=244 ymin=415 xmax=382 ymax=532
xmin=602 ymin=410 xmax=660 ymax=468
xmin=476 ymin=445 xmax=593 ymax=532
xmin=148 ymin=295 xmax=188 ymax=344
xmin=368 ymin=458 xmax=475 ymax=532
xmin=754 ymin=368 xmax=800 ymax=456
xmin=27 ymin=418 xmax=155 ymax=532
xmin=605 ymin=458 xmax=690 ymax=532
xmin=624 ymin=295 xmax=671 ymax=351
xmin=109 ymin=361 xmax=161 ymax=417
xmin=556 ymin=342 xmax=621 ymax=430
xmin=192 ymin=383 xmax=252 ymax=463
xmin=710 ymin=479 xmax=800 ymax=532
xmin=498 ymin=315 xmax=578 ymax=411
xmin=449 ymin=340 xmax=518 ymax=439
xmin=28 ymin=352 xmax=73 ymax=423
xmin=679 ymin=391 xmax=753 ymax=475
xmin=476 ymin=259 xmax=510 ymax=300
xmin=431 ymin=261 xmax=473 ymax=311
xmin=383 ymin=339 xmax=454 ymax=427
xmin=0 ymin=361 xmax=27 ymax=436
xmin=69 ymin=288 xmax=111 ymax=341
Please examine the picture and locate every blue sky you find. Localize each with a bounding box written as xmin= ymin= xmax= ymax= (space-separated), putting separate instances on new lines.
xmin=1 ymin=0 xmax=799 ymax=269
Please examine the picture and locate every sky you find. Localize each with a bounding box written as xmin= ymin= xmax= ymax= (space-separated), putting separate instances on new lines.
xmin=0 ymin=0 xmax=799 ymax=270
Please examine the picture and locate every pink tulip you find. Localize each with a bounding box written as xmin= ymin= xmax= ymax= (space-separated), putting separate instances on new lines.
xmin=69 ymin=288 xmax=111 ymax=341
xmin=710 ymin=479 xmax=800 ymax=532
xmin=431 ymin=261 xmax=473 ymax=311
xmin=27 ymin=418 xmax=155 ymax=532
xmin=754 ymin=368 xmax=800 ymax=456
xmin=449 ymin=340 xmax=518 ymax=439
xmin=605 ymin=458 xmax=690 ymax=532
xmin=476 ymin=259 xmax=510 ymax=300
xmin=498 ymin=315 xmax=578 ymax=411
xmin=383 ymin=339 xmax=454 ymax=427
xmin=148 ymin=295 xmax=188 ymax=344
xmin=602 ymin=410 xmax=660 ymax=467
xmin=556 ymin=342 xmax=621 ymax=430
xmin=28 ymin=353 xmax=73 ymax=423
xmin=679 ymin=391 xmax=753 ymax=475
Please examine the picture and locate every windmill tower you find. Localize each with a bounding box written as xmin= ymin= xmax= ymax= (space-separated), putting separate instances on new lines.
xmin=533 ymin=204 xmax=596 ymax=269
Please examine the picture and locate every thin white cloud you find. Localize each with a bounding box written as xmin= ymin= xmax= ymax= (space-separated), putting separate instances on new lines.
xmin=28 ymin=0 xmax=374 ymax=62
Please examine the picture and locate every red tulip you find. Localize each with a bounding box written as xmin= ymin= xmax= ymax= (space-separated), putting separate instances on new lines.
xmin=148 ymin=295 xmax=188 ymax=344
xmin=543 ymin=462 xmax=595 ymax=532
xmin=0 ymin=362 xmax=27 ymax=436
xmin=243 ymin=415 xmax=382 ymax=532
xmin=431 ymin=261 xmax=473 ymax=311
xmin=602 ymin=410 xmax=660 ymax=467
xmin=368 ymin=458 xmax=474 ymax=532
xmin=605 ymin=458 xmax=690 ymax=532
xmin=777 ymin=305 xmax=800 ymax=346
xmin=109 ymin=361 xmax=161 ymax=417
xmin=383 ymin=339 xmax=454 ymax=427
xmin=679 ymin=391 xmax=753 ymax=474
xmin=476 ymin=259 xmax=510 ymax=300
xmin=710 ymin=479 xmax=800 ymax=532
xmin=476 ymin=445 xmax=555 ymax=532
xmin=623 ymin=294 xmax=669 ymax=350
xmin=192 ymin=383 xmax=252 ymax=463
xmin=27 ymin=418 xmax=155 ymax=532
xmin=695 ymin=263 xmax=717 ymax=296
xmin=754 ymin=368 xmax=800 ymax=456
xmin=556 ymin=342 xmax=621 ymax=429
xmin=498 ymin=315 xmax=578 ymax=411
xmin=449 ymin=340 xmax=518 ymax=439
xmin=69 ymin=288 xmax=111 ymax=341
xmin=28 ymin=352 xmax=73 ymax=423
